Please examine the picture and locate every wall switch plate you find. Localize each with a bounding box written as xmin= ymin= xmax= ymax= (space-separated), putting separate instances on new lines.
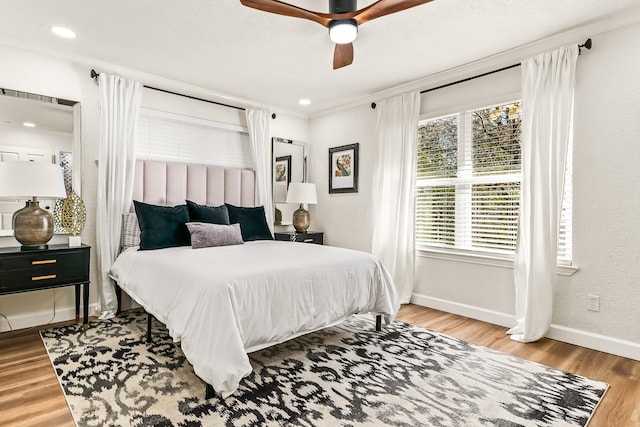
xmin=587 ymin=294 xmax=600 ymax=312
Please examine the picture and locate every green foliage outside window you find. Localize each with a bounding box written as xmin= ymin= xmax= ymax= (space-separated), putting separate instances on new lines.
xmin=416 ymin=102 xmax=523 ymax=254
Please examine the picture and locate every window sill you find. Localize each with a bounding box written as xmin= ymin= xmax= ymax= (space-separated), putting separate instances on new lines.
xmin=416 ymin=247 xmax=579 ymax=276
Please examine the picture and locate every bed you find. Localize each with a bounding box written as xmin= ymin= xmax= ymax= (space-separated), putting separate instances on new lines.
xmin=109 ymin=160 xmax=399 ymax=397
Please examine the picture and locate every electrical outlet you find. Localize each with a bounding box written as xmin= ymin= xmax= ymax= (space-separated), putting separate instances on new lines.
xmin=587 ymin=294 xmax=600 ymax=312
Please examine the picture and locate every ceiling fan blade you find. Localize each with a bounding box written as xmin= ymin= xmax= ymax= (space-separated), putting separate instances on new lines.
xmin=352 ymin=0 xmax=433 ymax=25
xmin=333 ymin=43 xmax=354 ymax=69
xmin=240 ymin=0 xmax=332 ymax=27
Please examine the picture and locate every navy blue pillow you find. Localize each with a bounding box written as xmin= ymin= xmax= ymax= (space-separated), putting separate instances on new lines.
xmin=225 ymin=204 xmax=273 ymax=241
xmin=186 ymin=200 xmax=230 ymax=225
xmin=133 ymin=201 xmax=190 ymax=250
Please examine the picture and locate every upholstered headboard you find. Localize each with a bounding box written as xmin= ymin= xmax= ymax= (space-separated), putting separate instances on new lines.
xmin=132 ymin=159 xmax=255 ymax=207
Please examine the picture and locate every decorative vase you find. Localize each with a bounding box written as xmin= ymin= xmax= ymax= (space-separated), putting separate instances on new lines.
xmin=61 ymin=191 xmax=86 ymax=247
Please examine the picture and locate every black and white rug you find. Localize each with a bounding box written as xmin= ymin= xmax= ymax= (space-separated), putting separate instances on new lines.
xmin=41 ymin=310 xmax=607 ymax=426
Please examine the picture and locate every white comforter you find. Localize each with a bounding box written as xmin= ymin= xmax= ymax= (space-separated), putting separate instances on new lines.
xmin=109 ymin=240 xmax=399 ymax=397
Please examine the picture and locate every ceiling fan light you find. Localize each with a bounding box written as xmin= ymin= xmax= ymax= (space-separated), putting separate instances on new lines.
xmin=329 ymin=19 xmax=357 ymax=44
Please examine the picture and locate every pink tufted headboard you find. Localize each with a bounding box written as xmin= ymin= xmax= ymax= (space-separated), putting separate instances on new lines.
xmin=132 ymin=159 xmax=255 ymax=207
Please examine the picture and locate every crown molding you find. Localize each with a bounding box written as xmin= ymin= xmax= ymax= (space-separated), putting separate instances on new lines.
xmin=310 ymin=5 xmax=640 ymax=119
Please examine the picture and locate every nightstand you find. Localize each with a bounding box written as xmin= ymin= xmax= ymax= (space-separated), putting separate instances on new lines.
xmin=0 ymin=244 xmax=91 ymax=330
xmin=274 ymin=231 xmax=324 ymax=245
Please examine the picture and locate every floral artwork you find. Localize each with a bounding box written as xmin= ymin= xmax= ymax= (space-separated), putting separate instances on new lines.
xmin=335 ymin=154 xmax=352 ymax=177
xmin=329 ymin=143 xmax=359 ymax=193
xmin=275 ymin=155 xmax=291 ymax=185
xmin=275 ymin=164 xmax=287 ymax=182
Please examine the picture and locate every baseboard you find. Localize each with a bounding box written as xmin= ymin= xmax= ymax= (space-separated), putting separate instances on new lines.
xmin=546 ymin=325 xmax=640 ymax=362
xmin=0 ymin=303 xmax=101 ymax=333
xmin=411 ymin=293 xmax=640 ymax=362
xmin=410 ymin=293 xmax=515 ymax=328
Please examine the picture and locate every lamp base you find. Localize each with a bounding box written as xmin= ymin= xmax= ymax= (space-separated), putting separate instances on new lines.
xmin=292 ymin=205 xmax=310 ymax=232
xmin=14 ymin=198 xmax=55 ymax=249
xmin=21 ymin=244 xmax=49 ymax=251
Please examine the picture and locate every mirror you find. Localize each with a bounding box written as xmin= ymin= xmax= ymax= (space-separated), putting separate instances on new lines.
xmin=272 ymin=137 xmax=307 ymax=225
xmin=0 ymin=88 xmax=80 ymax=236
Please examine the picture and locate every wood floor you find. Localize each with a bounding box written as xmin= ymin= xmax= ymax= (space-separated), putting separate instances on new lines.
xmin=0 ymin=304 xmax=638 ymax=426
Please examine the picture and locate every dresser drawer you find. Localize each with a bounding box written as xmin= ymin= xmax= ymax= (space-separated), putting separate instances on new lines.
xmin=274 ymin=231 xmax=324 ymax=245
xmin=0 ymin=244 xmax=91 ymax=329
xmin=0 ymin=250 xmax=88 ymax=293
xmin=296 ymin=233 xmax=323 ymax=244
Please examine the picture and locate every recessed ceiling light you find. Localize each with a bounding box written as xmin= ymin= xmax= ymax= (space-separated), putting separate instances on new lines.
xmin=51 ymin=26 xmax=76 ymax=39
xmin=298 ymin=99 xmax=311 ymax=106
xmin=23 ymin=122 xmax=36 ymax=128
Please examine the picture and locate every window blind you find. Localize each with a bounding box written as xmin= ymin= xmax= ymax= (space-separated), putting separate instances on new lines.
xmin=558 ymin=138 xmax=573 ymax=261
xmin=135 ymin=108 xmax=252 ymax=169
xmin=416 ymin=101 xmax=573 ymax=261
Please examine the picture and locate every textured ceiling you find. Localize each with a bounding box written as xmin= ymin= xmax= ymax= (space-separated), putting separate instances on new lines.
xmin=0 ymin=0 xmax=638 ymax=116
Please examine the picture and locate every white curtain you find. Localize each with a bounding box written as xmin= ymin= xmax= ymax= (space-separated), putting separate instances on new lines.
xmin=96 ymin=73 xmax=142 ymax=319
xmin=371 ymin=92 xmax=421 ymax=303
xmin=508 ymin=45 xmax=578 ymax=343
xmin=245 ymin=108 xmax=273 ymax=232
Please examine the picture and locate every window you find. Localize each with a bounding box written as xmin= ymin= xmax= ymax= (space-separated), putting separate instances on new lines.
xmin=416 ymin=101 xmax=572 ymax=261
xmin=136 ymin=108 xmax=252 ymax=169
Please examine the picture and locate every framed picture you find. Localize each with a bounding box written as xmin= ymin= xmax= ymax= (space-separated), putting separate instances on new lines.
xmin=329 ymin=143 xmax=359 ymax=194
xmin=275 ymin=155 xmax=291 ymax=185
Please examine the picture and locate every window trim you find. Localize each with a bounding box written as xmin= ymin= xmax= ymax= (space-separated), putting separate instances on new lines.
xmin=416 ymin=99 xmax=524 ymax=255
xmin=416 ymin=94 xmax=574 ymax=266
xmin=416 ymin=245 xmax=579 ymax=276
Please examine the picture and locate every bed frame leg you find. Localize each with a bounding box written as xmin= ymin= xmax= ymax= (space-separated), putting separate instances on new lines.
xmin=205 ymin=383 xmax=215 ymax=399
xmin=146 ymin=312 xmax=153 ymax=344
xmin=375 ymin=314 xmax=382 ymax=331
xmin=115 ymin=285 xmax=122 ymax=314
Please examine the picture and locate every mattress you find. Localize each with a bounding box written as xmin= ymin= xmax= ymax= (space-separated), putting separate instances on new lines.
xmin=109 ymin=240 xmax=399 ymax=396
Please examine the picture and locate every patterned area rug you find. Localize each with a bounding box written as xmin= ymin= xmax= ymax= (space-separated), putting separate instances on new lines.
xmin=41 ymin=310 xmax=607 ymax=427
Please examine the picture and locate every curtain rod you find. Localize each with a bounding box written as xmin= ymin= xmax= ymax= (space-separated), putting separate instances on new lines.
xmin=420 ymin=38 xmax=592 ymax=95
xmin=89 ymin=69 xmax=246 ymax=112
xmin=370 ymin=38 xmax=592 ymax=108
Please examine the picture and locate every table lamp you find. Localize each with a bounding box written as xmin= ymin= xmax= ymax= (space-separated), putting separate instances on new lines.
xmin=285 ymin=182 xmax=317 ymax=232
xmin=0 ymin=162 xmax=68 ymax=250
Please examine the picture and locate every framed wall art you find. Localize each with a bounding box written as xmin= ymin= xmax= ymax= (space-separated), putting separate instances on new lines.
xmin=329 ymin=143 xmax=359 ymax=194
xmin=275 ymin=155 xmax=291 ymax=186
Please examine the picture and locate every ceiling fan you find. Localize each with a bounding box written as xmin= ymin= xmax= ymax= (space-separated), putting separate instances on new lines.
xmin=239 ymin=0 xmax=433 ymax=69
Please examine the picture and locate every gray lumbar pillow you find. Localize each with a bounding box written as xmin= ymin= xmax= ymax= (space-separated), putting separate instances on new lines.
xmin=186 ymin=222 xmax=244 ymax=249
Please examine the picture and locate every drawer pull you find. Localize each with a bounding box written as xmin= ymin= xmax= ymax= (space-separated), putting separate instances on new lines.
xmin=303 ymin=239 xmax=314 ymax=243
xmin=32 ymin=274 xmax=57 ymax=281
xmin=32 ymin=259 xmax=57 ymax=265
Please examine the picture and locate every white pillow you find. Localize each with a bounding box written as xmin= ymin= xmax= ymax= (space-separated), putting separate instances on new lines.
xmin=121 ymin=212 xmax=140 ymax=250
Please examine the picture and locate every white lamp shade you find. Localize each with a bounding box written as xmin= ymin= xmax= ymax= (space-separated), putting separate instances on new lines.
xmin=0 ymin=162 xmax=67 ymax=199
xmin=286 ymin=182 xmax=317 ymax=205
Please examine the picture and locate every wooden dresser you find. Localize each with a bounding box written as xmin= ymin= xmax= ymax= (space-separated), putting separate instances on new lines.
xmin=0 ymin=244 xmax=90 ymax=329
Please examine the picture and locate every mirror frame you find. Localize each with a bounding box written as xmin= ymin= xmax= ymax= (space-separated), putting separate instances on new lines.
xmin=0 ymin=89 xmax=81 ymax=236
xmin=272 ymin=136 xmax=308 ymax=226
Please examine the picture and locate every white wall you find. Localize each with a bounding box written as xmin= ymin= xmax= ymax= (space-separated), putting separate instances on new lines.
xmin=555 ymin=22 xmax=640 ymax=343
xmin=0 ymin=44 xmax=99 ymax=331
xmin=309 ymin=22 xmax=640 ymax=359
xmin=0 ymin=43 xmax=308 ymax=332
xmin=309 ymin=104 xmax=377 ymax=251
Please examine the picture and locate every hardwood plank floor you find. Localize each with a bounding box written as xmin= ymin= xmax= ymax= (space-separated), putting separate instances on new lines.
xmin=0 ymin=305 xmax=638 ymax=426
xmin=395 ymin=305 xmax=640 ymax=426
